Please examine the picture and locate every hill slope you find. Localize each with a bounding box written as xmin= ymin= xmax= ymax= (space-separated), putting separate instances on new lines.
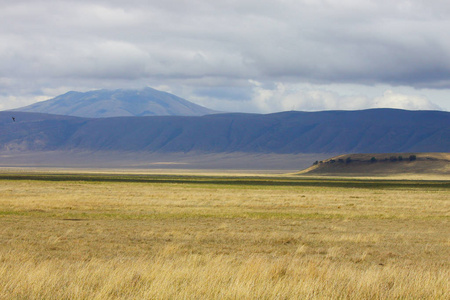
xmin=1 ymin=109 xmax=449 ymax=154
xmin=13 ymin=87 xmax=216 ymax=117
xmin=299 ymin=153 xmax=450 ymax=176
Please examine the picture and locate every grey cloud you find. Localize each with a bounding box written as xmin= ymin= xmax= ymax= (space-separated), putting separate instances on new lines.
xmin=1 ymin=0 xmax=450 ymax=111
xmin=3 ymin=0 xmax=450 ymax=85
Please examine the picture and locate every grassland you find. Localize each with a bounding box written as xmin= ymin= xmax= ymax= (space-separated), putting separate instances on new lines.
xmin=0 ymin=172 xmax=448 ymax=299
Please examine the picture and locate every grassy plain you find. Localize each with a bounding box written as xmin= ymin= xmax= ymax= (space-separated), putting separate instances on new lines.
xmin=0 ymin=172 xmax=448 ymax=299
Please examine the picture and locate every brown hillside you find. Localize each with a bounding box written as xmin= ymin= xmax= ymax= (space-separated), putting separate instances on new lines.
xmin=299 ymin=153 xmax=450 ymax=176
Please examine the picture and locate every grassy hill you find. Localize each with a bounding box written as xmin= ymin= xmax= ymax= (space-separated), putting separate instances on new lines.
xmin=299 ymin=153 xmax=450 ymax=177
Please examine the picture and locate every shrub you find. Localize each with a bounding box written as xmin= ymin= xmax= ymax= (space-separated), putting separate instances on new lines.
xmin=409 ymin=155 xmax=417 ymax=161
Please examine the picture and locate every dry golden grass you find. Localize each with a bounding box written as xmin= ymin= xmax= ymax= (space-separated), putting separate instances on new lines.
xmin=0 ymin=174 xmax=448 ymax=299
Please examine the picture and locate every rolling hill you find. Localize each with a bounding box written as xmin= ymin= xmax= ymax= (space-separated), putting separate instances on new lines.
xmin=298 ymin=153 xmax=450 ymax=176
xmin=1 ymin=109 xmax=449 ymax=154
xmin=13 ymin=87 xmax=216 ymax=117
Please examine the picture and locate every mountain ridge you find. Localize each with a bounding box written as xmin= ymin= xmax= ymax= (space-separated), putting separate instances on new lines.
xmin=1 ymin=108 xmax=449 ymax=154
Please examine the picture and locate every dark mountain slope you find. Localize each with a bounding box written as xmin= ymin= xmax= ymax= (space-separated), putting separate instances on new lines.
xmin=1 ymin=109 xmax=449 ymax=154
xmin=0 ymin=113 xmax=86 ymax=151
xmin=12 ymin=87 xmax=216 ymax=117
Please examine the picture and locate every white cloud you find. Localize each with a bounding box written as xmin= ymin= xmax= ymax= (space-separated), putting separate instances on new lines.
xmin=0 ymin=95 xmax=48 ymax=111
xmin=372 ymin=90 xmax=440 ymax=110
xmin=245 ymin=82 xmax=441 ymax=113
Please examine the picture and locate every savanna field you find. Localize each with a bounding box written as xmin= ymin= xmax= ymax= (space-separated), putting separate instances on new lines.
xmin=0 ymin=173 xmax=448 ymax=299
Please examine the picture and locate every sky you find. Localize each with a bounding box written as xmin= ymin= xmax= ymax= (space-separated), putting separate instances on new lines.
xmin=1 ymin=0 xmax=450 ymax=113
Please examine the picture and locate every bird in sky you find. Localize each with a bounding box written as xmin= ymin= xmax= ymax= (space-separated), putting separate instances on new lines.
xmin=12 ymin=117 xmax=15 ymax=122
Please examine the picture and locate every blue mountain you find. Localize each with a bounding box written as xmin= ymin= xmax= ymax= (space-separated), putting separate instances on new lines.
xmin=13 ymin=87 xmax=216 ymax=117
xmin=1 ymin=109 xmax=448 ymax=154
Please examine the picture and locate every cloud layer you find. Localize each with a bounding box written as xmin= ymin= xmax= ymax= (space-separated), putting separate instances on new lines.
xmin=250 ymin=84 xmax=441 ymax=113
xmin=1 ymin=0 xmax=449 ymax=111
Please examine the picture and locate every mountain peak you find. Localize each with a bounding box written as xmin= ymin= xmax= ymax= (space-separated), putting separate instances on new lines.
xmin=13 ymin=87 xmax=216 ymax=118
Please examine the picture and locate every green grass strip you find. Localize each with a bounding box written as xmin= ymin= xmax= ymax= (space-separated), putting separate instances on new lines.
xmin=0 ymin=173 xmax=448 ymax=189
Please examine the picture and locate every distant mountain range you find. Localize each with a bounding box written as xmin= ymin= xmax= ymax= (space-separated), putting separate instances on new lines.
xmin=1 ymin=109 xmax=449 ymax=154
xmin=13 ymin=87 xmax=216 ymax=117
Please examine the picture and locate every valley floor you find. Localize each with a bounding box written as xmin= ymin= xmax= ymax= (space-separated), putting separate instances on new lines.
xmin=0 ymin=151 xmax=331 ymax=174
xmin=0 ymin=173 xmax=448 ymax=299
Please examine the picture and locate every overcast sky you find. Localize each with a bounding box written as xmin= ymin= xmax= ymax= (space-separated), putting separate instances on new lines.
xmin=1 ymin=0 xmax=449 ymax=113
